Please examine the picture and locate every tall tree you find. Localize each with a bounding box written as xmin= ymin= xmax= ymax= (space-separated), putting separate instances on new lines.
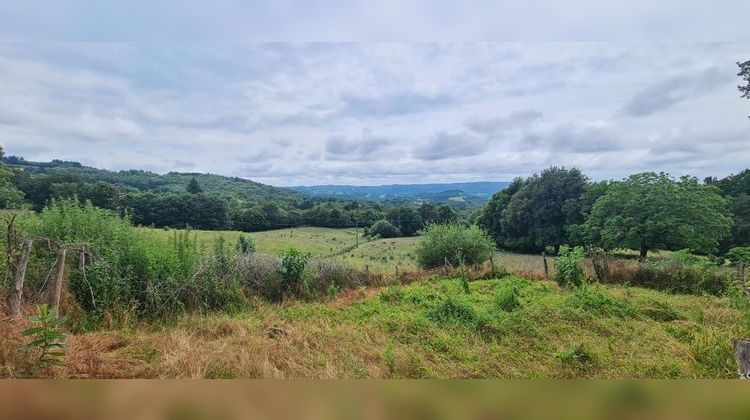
xmin=186 ymin=177 xmax=203 ymax=194
xmin=480 ymin=167 xmax=588 ymax=252
xmin=739 ymin=60 xmax=750 ymax=118
xmin=0 ymin=145 xmax=25 ymax=209
xmin=584 ymin=173 xmax=732 ymax=259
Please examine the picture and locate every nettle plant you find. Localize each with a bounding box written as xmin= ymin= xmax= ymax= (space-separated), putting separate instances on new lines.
xmin=21 ymin=304 xmax=69 ymax=369
xmin=554 ymin=245 xmax=587 ymax=288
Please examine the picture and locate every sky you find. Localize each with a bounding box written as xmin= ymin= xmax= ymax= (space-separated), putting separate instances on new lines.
xmin=0 ymin=4 xmax=748 ymax=186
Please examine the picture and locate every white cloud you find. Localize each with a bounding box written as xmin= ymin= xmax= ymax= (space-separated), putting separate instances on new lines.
xmin=0 ymin=43 xmax=748 ymax=185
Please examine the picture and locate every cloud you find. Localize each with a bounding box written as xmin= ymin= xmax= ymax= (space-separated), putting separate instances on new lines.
xmin=325 ymin=131 xmax=394 ymax=160
xmin=521 ymin=122 xmax=624 ymax=152
xmin=465 ymin=110 xmax=543 ymax=134
xmin=339 ymin=92 xmax=455 ymax=118
xmin=411 ymin=130 xmax=487 ymax=160
xmin=621 ymin=66 xmax=731 ymax=117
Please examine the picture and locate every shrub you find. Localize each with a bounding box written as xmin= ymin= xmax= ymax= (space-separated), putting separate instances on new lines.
xmin=278 ymin=247 xmax=310 ymax=298
xmin=367 ymin=220 xmax=401 ymax=238
xmin=416 ymin=223 xmax=495 ymax=269
xmin=728 ymin=247 xmax=750 ymax=265
xmin=236 ymin=234 xmax=256 ymax=254
xmin=554 ymin=245 xmax=586 ymax=288
xmin=494 ymin=284 xmax=520 ymax=312
xmin=565 ymin=286 xmax=637 ymax=318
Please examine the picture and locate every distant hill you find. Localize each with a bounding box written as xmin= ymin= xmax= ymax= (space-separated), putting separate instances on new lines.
xmin=3 ymin=156 xmax=300 ymax=202
xmin=289 ymin=181 xmax=509 ymax=204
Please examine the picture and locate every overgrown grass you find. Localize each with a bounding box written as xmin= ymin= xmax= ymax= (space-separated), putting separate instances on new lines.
xmin=6 ymin=275 xmax=746 ymax=378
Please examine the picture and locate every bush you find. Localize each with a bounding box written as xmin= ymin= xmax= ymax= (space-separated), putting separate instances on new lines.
xmin=494 ymin=284 xmax=520 ymax=312
xmin=278 ymin=247 xmax=310 ymax=297
xmin=728 ymin=247 xmax=750 ymax=265
xmin=416 ymin=223 xmax=495 ymax=269
xmin=367 ymin=220 xmax=401 ymax=238
xmin=554 ymin=245 xmax=586 ymax=288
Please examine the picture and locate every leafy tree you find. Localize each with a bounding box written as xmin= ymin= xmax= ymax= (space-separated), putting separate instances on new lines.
xmin=0 ymin=145 xmax=25 ymax=208
xmin=480 ymin=167 xmax=588 ymax=252
xmin=367 ymin=220 xmax=401 ymax=238
xmin=387 ymin=206 xmax=423 ymax=236
xmin=583 ymin=173 xmax=732 ymax=259
xmin=415 ymin=223 xmax=495 ymax=269
xmin=739 ymin=60 xmax=750 ymax=118
xmin=186 ymin=177 xmax=203 ymax=194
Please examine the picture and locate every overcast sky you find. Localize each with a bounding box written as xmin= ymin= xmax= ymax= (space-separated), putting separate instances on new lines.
xmin=0 ymin=4 xmax=748 ymax=186
xmin=1 ymin=43 xmax=748 ymax=186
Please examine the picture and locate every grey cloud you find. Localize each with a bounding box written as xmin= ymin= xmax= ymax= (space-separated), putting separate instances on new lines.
xmin=340 ymin=92 xmax=455 ymax=118
xmin=325 ymin=133 xmax=393 ymax=160
xmin=412 ymin=131 xmax=488 ymax=161
xmin=465 ymin=110 xmax=543 ymax=134
xmin=522 ymin=122 xmax=623 ymax=153
xmin=621 ymin=67 xmax=731 ymax=117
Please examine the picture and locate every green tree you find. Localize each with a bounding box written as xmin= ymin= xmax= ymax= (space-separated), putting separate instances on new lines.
xmin=186 ymin=177 xmax=203 ymax=194
xmin=584 ymin=173 xmax=732 ymax=259
xmin=367 ymin=219 xmax=401 ymax=238
xmin=480 ymin=167 xmax=588 ymax=252
xmin=0 ymin=145 xmax=25 ymax=208
xmin=739 ymin=59 xmax=750 ymax=118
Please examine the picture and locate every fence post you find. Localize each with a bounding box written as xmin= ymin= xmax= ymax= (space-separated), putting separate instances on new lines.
xmin=734 ymin=339 xmax=750 ymax=379
xmin=542 ymin=252 xmax=549 ymax=278
xmin=739 ymin=262 xmax=746 ymax=284
xmin=489 ymin=256 xmax=496 ymax=278
xmin=395 ymin=265 xmax=400 ymax=283
xmin=7 ymin=239 xmax=33 ymax=319
xmin=46 ymin=247 xmax=67 ymax=318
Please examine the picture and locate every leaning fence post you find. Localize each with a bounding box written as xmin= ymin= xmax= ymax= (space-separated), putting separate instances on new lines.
xmin=7 ymin=239 xmax=33 ymax=319
xmin=46 ymin=247 xmax=67 ymax=318
xmin=734 ymin=339 xmax=750 ymax=379
xmin=542 ymin=252 xmax=549 ymax=278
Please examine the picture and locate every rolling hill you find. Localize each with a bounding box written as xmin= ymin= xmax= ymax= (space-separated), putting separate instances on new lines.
xmin=289 ymin=181 xmax=509 ymax=204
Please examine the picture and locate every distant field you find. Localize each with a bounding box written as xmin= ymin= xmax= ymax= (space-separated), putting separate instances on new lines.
xmin=139 ymin=226 xmax=366 ymax=258
xmin=140 ymin=226 xmax=561 ymax=276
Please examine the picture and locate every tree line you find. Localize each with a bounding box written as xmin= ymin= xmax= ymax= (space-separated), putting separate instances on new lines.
xmin=478 ymin=167 xmax=748 ymax=258
xmin=0 ymin=148 xmax=462 ymax=234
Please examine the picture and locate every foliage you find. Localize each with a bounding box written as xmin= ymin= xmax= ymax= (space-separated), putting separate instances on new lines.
xmin=186 ymin=177 xmax=203 ymax=194
xmin=415 ymin=223 xmax=495 ymax=269
xmin=494 ymin=284 xmax=520 ymax=312
xmin=367 ymin=220 xmax=401 ymax=238
xmin=739 ymin=59 xmax=750 ymax=117
xmin=554 ymin=245 xmax=587 ymax=288
xmin=480 ymin=167 xmax=588 ymax=252
xmin=728 ymin=247 xmax=750 ymax=265
xmin=278 ymin=247 xmax=310 ymax=298
xmin=387 ymin=206 xmax=423 ymax=236
xmin=21 ymin=304 xmax=68 ymax=368
xmin=0 ymin=145 xmax=25 ymax=209
xmin=583 ymin=173 xmax=732 ymax=259
xmin=235 ymin=234 xmax=255 ymax=254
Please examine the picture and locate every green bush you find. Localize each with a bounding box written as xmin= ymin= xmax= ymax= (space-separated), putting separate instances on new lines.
xmin=494 ymin=284 xmax=520 ymax=312
xmin=367 ymin=220 xmax=401 ymax=238
xmin=728 ymin=247 xmax=750 ymax=265
xmin=21 ymin=304 xmax=69 ymax=369
xmin=554 ymin=245 xmax=586 ymax=288
xmin=415 ymin=223 xmax=495 ymax=269
xmin=278 ymin=247 xmax=310 ymax=298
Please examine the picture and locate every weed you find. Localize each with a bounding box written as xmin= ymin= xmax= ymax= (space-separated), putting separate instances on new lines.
xmin=557 ymin=343 xmax=597 ymax=367
xmin=494 ymin=285 xmax=520 ymax=312
xmin=21 ymin=304 xmax=68 ymax=369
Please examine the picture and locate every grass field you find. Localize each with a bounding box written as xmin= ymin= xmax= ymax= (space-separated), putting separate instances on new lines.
xmin=139 ymin=226 xmax=551 ymax=276
xmin=139 ymin=226 xmax=366 ymax=258
xmin=12 ymin=275 xmax=746 ymax=378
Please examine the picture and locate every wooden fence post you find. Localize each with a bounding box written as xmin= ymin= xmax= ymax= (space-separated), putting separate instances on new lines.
xmin=46 ymin=247 xmax=67 ymax=318
xmin=734 ymin=339 xmax=750 ymax=379
xmin=7 ymin=239 xmax=33 ymax=319
xmin=489 ymin=256 xmax=496 ymax=278
xmin=395 ymin=265 xmax=400 ymax=283
xmin=542 ymin=252 xmax=549 ymax=278
xmin=739 ymin=262 xmax=746 ymax=284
